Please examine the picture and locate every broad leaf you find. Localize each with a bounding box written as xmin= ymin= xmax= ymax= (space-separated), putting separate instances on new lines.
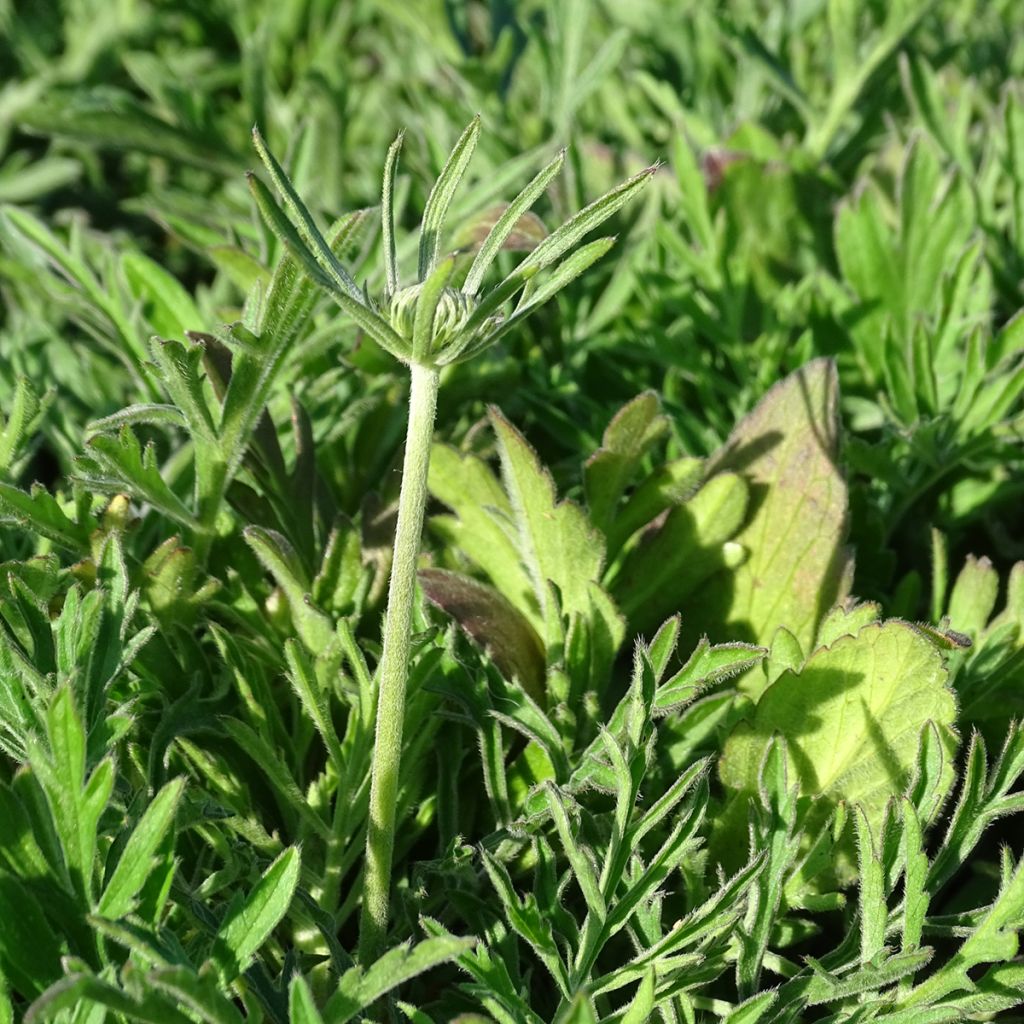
xmin=720 ymin=621 xmax=957 ymax=852
xmin=690 ymin=359 xmax=850 ymax=672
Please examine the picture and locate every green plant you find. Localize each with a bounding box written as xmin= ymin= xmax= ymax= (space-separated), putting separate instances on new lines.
xmin=246 ymin=117 xmax=653 ymax=961
xmin=1 ymin=2 xmax=1023 ymax=1021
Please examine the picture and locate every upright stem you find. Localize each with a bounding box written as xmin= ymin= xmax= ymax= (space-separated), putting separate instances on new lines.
xmin=192 ymin=441 xmax=228 ymax=566
xmin=359 ymin=361 xmax=440 ymax=963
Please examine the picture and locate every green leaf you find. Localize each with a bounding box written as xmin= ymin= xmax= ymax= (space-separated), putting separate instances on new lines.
xmin=381 ymin=130 xmax=405 ymax=295
xmin=243 ymin=526 xmax=334 ymax=652
xmin=620 ymin=968 xmax=656 ymax=1024
xmin=86 ymin=403 xmax=187 ymax=436
xmin=0 ymin=377 xmax=46 ymax=474
xmin=901 ymin=797 xmax=929 ymax=960
xmin=799 ymin=948 xmax=934 ymax=1005
xmin=612 ymin=471 xmax=748 ymax=634
xmin=515 ymin=165 xmax=655 ymax=278
xmin=411 ymin=256 xmax=456 ymax=362
xmin=82 ymin=427 xmax=197 ymax=529
xmin=419 ymin=569 xmax=546 ymax=702
xmin=220 ymin=208 xmax=372 ymax=470
xmin=145 ymin=967 xmax=245 ymax=1024
xmin=289 ymin=976 xmax=326 ymax=1024
xmin=419 ymin=116 xmax=481 ymax=279
xmin=428 ymin=443 xmax=536 ymax=621
xmin=0 ymin=482 xmax=94 ymax=552
xmin=464 ymin=148 xmax=565 ymax=296
xmin=20 ymin=89 xmax=242 ymax=175
xmin=481 ymin=851 xmax=569 ymax=997
xmin=723 ymin=992 xmax=778 ymax=1024
xmin=213 ymin=846 xmax=300 ymax=983
xmin=122 ymin=252 xmax=203 ymax=340
xmin=250 ymin=127 xmax=362 ymax=302
xmin=25 ymin=971 xmax=196 ymax=1024
xmin=324 ymin=935 xmax=476 ymax=1024
xmin=0 ymin=203 xmax=149 ymax=378
xmin=584 ymin=392 xmax=669 ymax=535
xmin=816 ymin=600 xmax=882 ymax=649
xmin=220 ymin=719 xmax=330 ymax=841
xmin=246 ymin=171 xmax=406 ymax=360
xmin=147 ymin=336 xmax=217 ymax=441
xmin=720 ymin=620 xmax=957 ymax=851
xmin=0 ymin=869 xmax=64 ymax=998
xmin=552 ymin=992 xmax=597 ymax=1024
xmin=654 ymin=639 xmax=766 ymax=716
xmin=854 ymin=807 xmax=886 ymax=964
xmin=284 ymin=640 xmax=345 ymax=771
xmin=691 ymin=359 xmax=850 ymax=674
xmin=947 ymin=555 xmax=999 ymax=638
xmin=98 ymin=777 xmax=185 ymax=920
xmin=605 ymin=457 xmax=704 ymax=556
xmin=491 ymin=409 xmax=607 ymax=647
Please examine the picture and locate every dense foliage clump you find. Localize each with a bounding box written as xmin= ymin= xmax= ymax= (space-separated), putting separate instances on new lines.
xmin=0 ymin=2 xmax=1023 ymax=1022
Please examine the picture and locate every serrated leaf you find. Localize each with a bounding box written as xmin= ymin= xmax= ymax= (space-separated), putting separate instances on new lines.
xmin=584 ymin=392 xmax=668 ymax=535
xmin=0 ymin=482 xmax=94 ymax=552
xmin=83 ymin=428 xmax=197 ymax=528
xmin=654 ymin=639 xmax=766 ymax=716
xmin=491 ymin=409 xmax=607 ymax=646
xmin=721 ymin=621 xmax=957 ymax=853
xmin=816 ymin=600 xmax=882 ymax=649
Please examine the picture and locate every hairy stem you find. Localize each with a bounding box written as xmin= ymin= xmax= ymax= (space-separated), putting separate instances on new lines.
xmin=192 ymin=441 xmax=228 ymax=565
xmin=359 ymin=361 xmax=440 ymax=963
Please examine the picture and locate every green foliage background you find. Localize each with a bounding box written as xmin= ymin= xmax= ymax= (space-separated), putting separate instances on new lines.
xmin=0 ymin=1 xmax=1023 ymax=1022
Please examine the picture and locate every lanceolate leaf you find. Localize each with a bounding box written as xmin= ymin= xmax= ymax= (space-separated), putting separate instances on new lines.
xmin=0 ymin=482 xmax=95 ymax=552
xmin=324 ymin=935 xmax=477 ymax=1024
xmin=98 ymin=777 xmax=185 ymax=919
xmin=213 ymin=846 xmax=300 ymax=983
xmin=419 ymin=568 xmax=546 ymax=701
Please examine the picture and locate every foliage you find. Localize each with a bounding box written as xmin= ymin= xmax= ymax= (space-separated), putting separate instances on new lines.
xmin=0 ymin=0 xmax=1023 ymax=1022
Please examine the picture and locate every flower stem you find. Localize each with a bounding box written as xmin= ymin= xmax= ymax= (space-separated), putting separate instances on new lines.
xmin=358 ymin=361 xmax=440 ymax=963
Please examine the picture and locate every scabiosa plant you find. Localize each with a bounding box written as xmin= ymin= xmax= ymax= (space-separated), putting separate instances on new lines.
xmin=248 ymin=116 xmax=654 ymax=961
